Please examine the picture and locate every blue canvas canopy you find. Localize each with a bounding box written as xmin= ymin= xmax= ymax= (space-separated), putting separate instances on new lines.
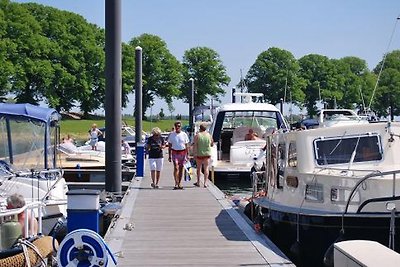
xmin=0 ymin=103 xmax=60 ymax=123
xmin=0 ymin=103 xmax=61 ymax=169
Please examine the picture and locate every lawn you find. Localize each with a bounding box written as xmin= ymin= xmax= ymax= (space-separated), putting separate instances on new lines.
xmin=60 ymin=117 xmax=188 ymax=141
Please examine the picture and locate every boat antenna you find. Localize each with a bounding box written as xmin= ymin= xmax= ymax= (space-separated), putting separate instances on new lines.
xmin=368 ymin=15 xmax=400 ymax=110
xmin=283 ymin=69 xmax=289 ymax=103
xmin=358 ymin=85 xmax=366 ymax=113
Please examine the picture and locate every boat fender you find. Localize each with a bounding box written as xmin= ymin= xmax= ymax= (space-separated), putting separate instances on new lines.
xmin=57 ymin=229 xmax=117 ymax=267
xmin=253 ymin=214 xmax=263 ymax=233
xmin=289 ymin=240 xmax=302 ymax=265
xmin=323 ymin=231 xmax=345 ymax=267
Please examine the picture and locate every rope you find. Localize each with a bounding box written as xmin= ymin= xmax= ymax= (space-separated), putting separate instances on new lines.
xmin=20 ymin=239 xmax=47 ymax=267
xmin=0 ymin=236 xmax=55 ymax=267
xmin=57 ymin=229 xmax=117 ymax=267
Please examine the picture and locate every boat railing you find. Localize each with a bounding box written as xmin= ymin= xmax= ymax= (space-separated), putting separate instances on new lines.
xmin=1 ymin=201 xmax=44 ymax=238
xmin=0 ymin=199 xmax=67 ymax=238
xmin=343 ymin=169 xmax=400 ymax=216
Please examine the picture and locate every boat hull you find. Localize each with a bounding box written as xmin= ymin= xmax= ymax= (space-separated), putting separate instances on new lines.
xmin=257 ymin=204 xmax=400 ymax=267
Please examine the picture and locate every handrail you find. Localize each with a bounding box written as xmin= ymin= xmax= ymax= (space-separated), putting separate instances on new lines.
xmin=0 ymin=199 xmax=67 ymax=237
xmin=341 ymin=169 xmax=400 ymax=232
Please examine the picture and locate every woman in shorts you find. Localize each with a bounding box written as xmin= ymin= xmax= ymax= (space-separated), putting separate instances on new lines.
xmin=146 ymin=127 xmax=166 ymax=188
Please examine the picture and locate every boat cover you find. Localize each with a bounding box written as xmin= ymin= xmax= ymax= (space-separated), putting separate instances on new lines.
xmin=0 ymin=103 xmax=60 ymax=123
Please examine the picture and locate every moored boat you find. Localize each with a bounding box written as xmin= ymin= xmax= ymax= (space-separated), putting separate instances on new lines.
xmin=209 ymin=92 xmax=288 ymax=178
xmin=252 ymin=116 xmax=400 ymax=266
xmin=0 ymin=103 xmax=68 ymax=237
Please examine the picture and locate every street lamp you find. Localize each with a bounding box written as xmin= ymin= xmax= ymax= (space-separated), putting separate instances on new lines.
xmin=150 ymin=100 xmax=154 ymax=131
xmin=189 ymin=78 xmax=194 ymax=140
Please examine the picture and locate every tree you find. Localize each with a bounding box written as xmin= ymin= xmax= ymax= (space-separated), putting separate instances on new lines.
xmin=181 ymin=47 xmax=230 ymax=106
xmin=333 ymin=57 xmax=371 ymax=110
xmin=372 ymin=50 xmax=400 ymax=119
xmin=167 ymin=101 xmax=175 ymax=120
xmin=0 ymin=1 xmax=14 ymax=101
xmin=128 ymin=34 xmax=182 ymax=117
xmin=298 ymin=54 xmax=342 ymax=116
xmin=159 ymin=108 xmax=165 ymax=119
xmin=22 ymin=3 xmax=106 ymax=114
xmin=245 ymin=47 xmax=305 ymax=106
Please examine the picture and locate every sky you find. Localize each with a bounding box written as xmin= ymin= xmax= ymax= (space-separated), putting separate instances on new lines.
xmin=14 ymin=0 xmax=400 ymax=116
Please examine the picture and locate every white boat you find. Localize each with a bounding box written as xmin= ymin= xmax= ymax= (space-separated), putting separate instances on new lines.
xmin=0 ymin=103 xmax=68 ymax=237
xmin=57 ymin=140 xmax=136 ymax=183
xmin=58 ymin=140 xmax=134 ymax=168
xmin=209 ymin=92 xmax=288 ymax=177
xmin=252 ymin=114 xmax=400 ymax=266
xmin=98 ymin=125 xmax=147 ymax=150
xmin=318 ymin=109 xmax=369 ymax=128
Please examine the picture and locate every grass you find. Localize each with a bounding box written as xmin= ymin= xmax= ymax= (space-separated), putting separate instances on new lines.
xmin=60 ymin=117 xmax=188 ymax=140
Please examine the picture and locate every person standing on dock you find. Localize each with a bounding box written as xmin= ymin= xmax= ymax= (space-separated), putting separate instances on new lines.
xmin=193 ymin=123 xmax=213 ymax=188
xmin=146 ymin=127 xmax=166 ymax=189
xmin=88 ymin=123 xmax=102 ymax=150
xmin=168 ymin=121 xmax=189 ymax=190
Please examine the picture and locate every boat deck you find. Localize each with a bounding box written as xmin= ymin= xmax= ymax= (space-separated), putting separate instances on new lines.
xmin=104 ymin=155 xmax=294 ymax=266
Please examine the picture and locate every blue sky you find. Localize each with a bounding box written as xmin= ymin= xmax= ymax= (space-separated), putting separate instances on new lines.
xmin=15 ymin=0 xmax=400 ymax=116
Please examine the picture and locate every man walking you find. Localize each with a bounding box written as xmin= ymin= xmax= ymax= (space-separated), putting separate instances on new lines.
xmin=168 ymin=121 xmax=189 ymax=189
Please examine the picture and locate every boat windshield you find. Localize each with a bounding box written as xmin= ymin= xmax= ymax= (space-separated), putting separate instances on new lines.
xmin=314 ymin=134 xmax=382 ymax=165
xmin=0 ymin=118 xmax=56 ymax=171
xmin=221 ymin=111 xmax=279 ymax=131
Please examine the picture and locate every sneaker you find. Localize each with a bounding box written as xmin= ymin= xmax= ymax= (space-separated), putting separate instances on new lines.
xmin=155 ymin=185 xmax=159 ymax=189
xmin=173 ymin=186 xmax=179 ymax=190
xmin=193 ymin=182 xmax=200 ymax=187
xmin=151 ymin=183 xmax=155 ymax=188
xmin=178 ymin=185 xmax=184 ymax=190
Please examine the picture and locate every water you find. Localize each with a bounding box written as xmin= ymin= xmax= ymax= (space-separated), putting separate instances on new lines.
xmin=214 ymin=174 xmax=253 ymax=198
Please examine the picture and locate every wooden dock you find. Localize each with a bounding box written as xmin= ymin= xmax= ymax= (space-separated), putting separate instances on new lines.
xmin=104 ymin=156 xmax=294 ymax=266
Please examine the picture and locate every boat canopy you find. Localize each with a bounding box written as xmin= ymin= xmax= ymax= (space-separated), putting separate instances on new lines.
xmin=0 ymin=103 xmax=60 ymax=124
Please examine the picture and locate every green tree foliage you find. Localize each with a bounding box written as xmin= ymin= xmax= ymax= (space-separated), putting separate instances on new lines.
xmin=181 ymin=47 xmax=230 ymax=106
xmin=0 ymin=0 xmax=14 ymax=101
xmin=159 ymin=108 xmax=165 ymax=119
xmin=298 ymin=54 xmax=343 ymax=116
xmin=373 ymin=50 xmax=400 ymax=119
xmin=128 ymin=34 xmax=182 ymax=117
xmin=23 ymin=3 xmax=106 ymax=114
xmin=333 ymin=57 xmax=372 ymax=110
xmin=245 ymin=47 xmax=305 ymax=106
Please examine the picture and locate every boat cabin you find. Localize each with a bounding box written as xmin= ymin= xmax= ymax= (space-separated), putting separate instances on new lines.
xmin=210 ymin=98 xmax=288 ymax=172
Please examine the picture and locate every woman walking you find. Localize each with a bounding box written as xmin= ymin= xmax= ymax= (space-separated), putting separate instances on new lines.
xmin=146 ymin=127 xmax=166 ymax=189
xmin=193 ymin=123 xmax=213 ymax=187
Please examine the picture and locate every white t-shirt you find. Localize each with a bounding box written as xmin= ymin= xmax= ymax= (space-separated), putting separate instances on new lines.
xmin=168 ymin=131 xmax=189 ymax=150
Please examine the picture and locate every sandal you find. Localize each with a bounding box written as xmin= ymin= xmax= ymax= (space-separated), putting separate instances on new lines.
xmin=151 ymin=183 xmax=155 ymax=188
xmin=178 ymin=185 xmax=184 ymax=189
xmin=193 ymin=182 xmax=200 ymax=187
xmin=173 ymin=186 xmax=179 ymax=190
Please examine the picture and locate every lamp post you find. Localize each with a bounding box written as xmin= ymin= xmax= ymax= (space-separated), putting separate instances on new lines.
xmin=150 ymin=100 xmax=154 ymax=131
xmin=189 ymin=78 xmax=194 ymax=140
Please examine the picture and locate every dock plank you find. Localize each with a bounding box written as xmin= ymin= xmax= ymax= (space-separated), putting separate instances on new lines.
xmin=105 ymin=155 xmax=294 ymax=266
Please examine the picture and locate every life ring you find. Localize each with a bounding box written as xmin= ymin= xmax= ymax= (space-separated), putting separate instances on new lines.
xmin=57 ymin=229 xmax=116 ymax=267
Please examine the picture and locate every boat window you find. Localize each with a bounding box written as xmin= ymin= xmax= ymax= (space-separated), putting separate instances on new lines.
xmin=288 ymin=142 xmax=297 ymax=167
xmin=314 ymin=134 xmax=382 ymax=165
xmin=221 ymin=111 xmax=279 ymax=131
